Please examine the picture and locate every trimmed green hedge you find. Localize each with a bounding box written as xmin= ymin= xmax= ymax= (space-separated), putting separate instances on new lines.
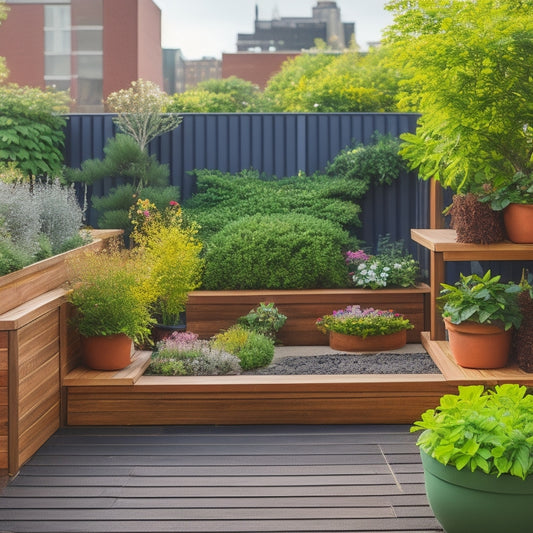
xmin=202 ymin=213 xmax=350 ymax=290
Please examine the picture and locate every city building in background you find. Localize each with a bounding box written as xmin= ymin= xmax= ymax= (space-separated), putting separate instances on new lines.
xmin=237 ymin=1 xmax=354 ymax=52
xmin=163 ymin=48 xmax=186 ymax=94
xmin=222 ymin=52 xmax=299 ymax=90
xmin=0 ymin=0 xmax=162 ymax=112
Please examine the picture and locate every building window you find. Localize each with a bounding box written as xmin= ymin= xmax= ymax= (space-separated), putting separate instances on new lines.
xmin=71 ymin=0 xmax=103 ymax=110
xmin=44 ymin=5 xmax=71 ymax=86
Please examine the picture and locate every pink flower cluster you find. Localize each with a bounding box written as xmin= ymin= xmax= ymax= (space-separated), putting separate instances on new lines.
xmin=160 ymin=331 xmax=199 ymax=351
xmin=345 ymin=250 xmax=370 ymax=264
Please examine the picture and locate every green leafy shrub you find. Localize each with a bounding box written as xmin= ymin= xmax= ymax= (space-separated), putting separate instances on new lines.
xmin=202 ymin=213 xmax=350 ymax=290
xmin=412 ymin=384 xmax=533 ymax=479
xmin=183 ymin=169 xmax=362 ymax=240
xmin=67 ymin=247 xmax=155 ymax=342
xmin=211 ymin=325 xmax=274 ymax=370
xmin=438 ymin=270 xmax=522 ymax=331
xmin=237 ymin=302 xmax=287 ymax=341
xmin=325 ymin=133 xmax=406 ymax=186
xmin=0 ymin=85 xmax=69 ymax=178
xmin=147 ymin=332 xmax=241 ymax=376
xmin=0 ymin=237 xmax=31 ymax=276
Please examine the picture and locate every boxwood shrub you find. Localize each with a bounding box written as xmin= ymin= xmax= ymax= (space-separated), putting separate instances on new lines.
xmin=202 ymin=213 xmax=350 ymax=290
xmin=183 ymin=169 xmax=363 ymax=240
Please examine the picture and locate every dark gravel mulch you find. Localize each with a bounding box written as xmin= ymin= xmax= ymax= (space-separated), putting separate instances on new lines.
xmin=244 ymin=352 xmax=440 ymax=375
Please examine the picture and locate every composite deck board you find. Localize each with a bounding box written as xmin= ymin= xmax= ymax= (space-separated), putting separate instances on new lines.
xmin=0 ymin=425 xmax=443 ymax=532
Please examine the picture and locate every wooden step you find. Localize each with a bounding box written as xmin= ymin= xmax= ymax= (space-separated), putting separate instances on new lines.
xmin=63 ymin=350 xmax=151 ymax=386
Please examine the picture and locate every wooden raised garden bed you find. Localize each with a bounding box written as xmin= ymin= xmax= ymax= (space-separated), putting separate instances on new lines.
xmin=186 ymin=285 xmax=431 ymax=345
xmin=0 ymin=230 xmax=122 ymax=476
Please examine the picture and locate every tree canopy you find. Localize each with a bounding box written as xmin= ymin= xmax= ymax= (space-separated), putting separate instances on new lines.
xmin=384 ymin=0 xmax=533 ymax=193
xmin=167 ymin=76 xmax=263 ymax=113
xmin=0 ymin=1 xmax=8 ymax=82
xmin=263 ymin=48 xmax=404 ymax=112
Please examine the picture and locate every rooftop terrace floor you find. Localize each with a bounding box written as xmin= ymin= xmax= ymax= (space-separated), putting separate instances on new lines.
xmin=0 ymin=424 xmax=442 ymax=532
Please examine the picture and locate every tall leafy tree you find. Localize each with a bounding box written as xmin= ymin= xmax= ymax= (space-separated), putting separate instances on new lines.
xmin=0 ymin=1 xmax=7 ymax=82
xmin=263 ymin=49 xmax=404 ymax=112
xmin=167 ymin=76 xmax=263 ymax=112
xmin=106 ymin=79 xmax=182 ymax=151
xmin=385 ymin=0 xmax=533 ymax=193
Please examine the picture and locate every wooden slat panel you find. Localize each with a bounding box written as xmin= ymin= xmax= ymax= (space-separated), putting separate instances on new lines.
xmin=18 ymin=404 xmax=60 ymax=468
xmin=186 ymin=286 xmax=429 ymax=345
xmin=66 ymin=379 xmax=453 ymax=426
xmin=0 ymin=230 xmax=122 ymax=316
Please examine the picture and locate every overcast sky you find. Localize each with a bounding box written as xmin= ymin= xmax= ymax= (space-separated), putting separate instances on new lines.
xmin=154 ymin=1 xmax=393 ymax=60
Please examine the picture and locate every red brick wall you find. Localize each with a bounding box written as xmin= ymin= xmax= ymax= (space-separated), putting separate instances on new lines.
xmin=103 ymin=0 xmax=139 ymax=98
xmin=222 ymin=52 xmax=300 ymax=89
xmin=137 ymin=0 xmax=163 ymax=89
xmin=0 ymin=4 xmax=45 ymax=87
xmin=103 ymin=0 xmax=162 ymax=99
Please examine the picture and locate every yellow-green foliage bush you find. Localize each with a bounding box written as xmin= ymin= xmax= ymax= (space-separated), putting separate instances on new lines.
xmin=212 ymin=325 xmax=274 ymax=370
xmin=130 ymin=198 xmax=204 ymax=325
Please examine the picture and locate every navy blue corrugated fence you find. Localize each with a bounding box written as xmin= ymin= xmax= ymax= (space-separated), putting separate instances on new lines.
xmin=64 ymin=112 xmax=424 ymax=249
xmin=63 ymin=112 xmax=531 ymax=284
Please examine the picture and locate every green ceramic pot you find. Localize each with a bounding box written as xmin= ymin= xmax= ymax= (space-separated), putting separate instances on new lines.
xmin=421 ymin=449 xmax=533 ymax=533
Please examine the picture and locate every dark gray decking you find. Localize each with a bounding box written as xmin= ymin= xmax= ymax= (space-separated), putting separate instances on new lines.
xmin=0 ymin=425 xmax=442 ymax=533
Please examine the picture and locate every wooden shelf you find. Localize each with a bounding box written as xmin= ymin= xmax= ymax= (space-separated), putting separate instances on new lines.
xmin=411 ymin=229 xmax=533 ymax=339
xmin=411 ymin=229 xmax=533 ymax=261
xmin=421 ymin=332 xmax=533 ymax=385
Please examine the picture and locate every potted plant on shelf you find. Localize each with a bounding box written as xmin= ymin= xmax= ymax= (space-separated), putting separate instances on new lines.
xmin=386 ymin=0 xmax=532 ymax=244
xmin=129 ymin=198 xmax=204 ymax=340
xmin=411 ymin=384 xmax=533 ymax=533
xmin=438 ymin=270 xmax=522 ymax=369
xmin=316 ymin=305 xmax=414 ymax=352
xmin=67 ymin=246 xmax=155 ymax=370
xmin=479 ymin=172 xmax=533 ymax=243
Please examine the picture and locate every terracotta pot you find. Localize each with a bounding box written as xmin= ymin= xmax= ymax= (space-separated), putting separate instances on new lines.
xmin=81 ymin=333 xmax=133 ymax=370
xmin=503 ymin=203 xmax=533 ymax=243
xmin=444 ymin=318 xmax=512 ymax=369
xmin=329 ymin=329 xmax=407 ymax=352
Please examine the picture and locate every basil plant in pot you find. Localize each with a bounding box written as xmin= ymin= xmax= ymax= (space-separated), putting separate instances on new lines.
xmin=438 ymin=270 xmax=522 ymax=369
xmin=316 ymin=305 xmax=413 ymax=352
xmin=412 ymin=384 xmax=533 ymax=533
xmin=67 ymin=246 xmax=155 ymax=370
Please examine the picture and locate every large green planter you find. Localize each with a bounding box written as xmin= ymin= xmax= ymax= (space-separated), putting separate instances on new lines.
xmin=421 ymin=450 xmax=533 ymax=532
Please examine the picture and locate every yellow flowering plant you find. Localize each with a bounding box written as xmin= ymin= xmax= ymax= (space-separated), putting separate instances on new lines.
xmin=129 ymin=198 xmax=204 ymax=326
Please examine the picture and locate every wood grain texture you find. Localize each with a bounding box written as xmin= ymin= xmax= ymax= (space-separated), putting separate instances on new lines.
xmin=422 ymin=331 xmax=533 ymax=385
xmin=186 ymin=286 xmax=430 ymax=345
xmin=0 ymin=424 xmax=444 ymax=532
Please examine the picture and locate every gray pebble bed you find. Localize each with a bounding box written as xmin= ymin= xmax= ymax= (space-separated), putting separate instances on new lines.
xmin=244 ymin=352 xmax=440 ymax=375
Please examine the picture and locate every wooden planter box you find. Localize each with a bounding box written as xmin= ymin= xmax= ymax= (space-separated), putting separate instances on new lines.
xmin=186 ymin=285 xmax=431 ymax=345
xmin=0 ymin=230 xmax=122 ymax=476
